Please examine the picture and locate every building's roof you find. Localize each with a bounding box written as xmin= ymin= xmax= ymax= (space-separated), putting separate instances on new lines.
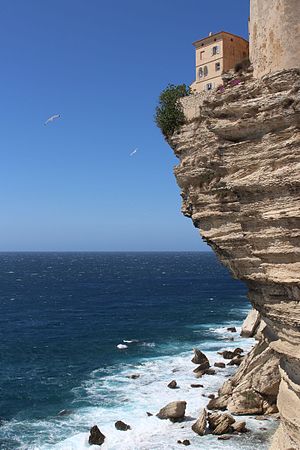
xmin=193 ymin=31 xmax=249 ymax=47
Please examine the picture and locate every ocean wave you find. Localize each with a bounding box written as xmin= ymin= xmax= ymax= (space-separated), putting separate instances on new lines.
xmin=0 ymin=329 xmax=275 ymax=450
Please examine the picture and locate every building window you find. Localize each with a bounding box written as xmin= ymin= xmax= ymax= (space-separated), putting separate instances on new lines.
xmin=206 ymin=83 xmax=213 ymax=91
xmin=212 ymin=45 xmax=220 ymax=56
xmin=204 ymin=66 xmax=208 ymax=77
xmin=198 ymin=67 xmax=203 ymax=79
xmin=215 ymin=62 xmax=221 ymax=71
xmin=200 ymin=51 xmax=205 ymax=60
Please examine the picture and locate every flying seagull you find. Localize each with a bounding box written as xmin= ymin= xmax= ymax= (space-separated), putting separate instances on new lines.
xmin=44 ymin=114 xmax=61 ymax=126
xmin=129 ymin=148 xmax=138 ymax=156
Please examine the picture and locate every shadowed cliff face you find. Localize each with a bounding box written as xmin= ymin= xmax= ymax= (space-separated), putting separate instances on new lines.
xmin=168 ymin=69 xmax=300 ymax=449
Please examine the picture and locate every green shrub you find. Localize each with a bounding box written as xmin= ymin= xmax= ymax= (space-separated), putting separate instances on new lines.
xmin=155 ymin=84 xmax=190 ymax=139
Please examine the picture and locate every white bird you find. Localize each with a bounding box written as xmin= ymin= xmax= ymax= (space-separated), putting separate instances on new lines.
xmin=129 ymin=148 xmax=138 ymax=156
xmin=117 ymin=344 xmax=128 ymax=350
xmin=44 ymin=114 xmax=61 ymax=126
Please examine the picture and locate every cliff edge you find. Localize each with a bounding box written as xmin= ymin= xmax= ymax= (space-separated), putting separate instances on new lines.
xmin=168 ymin=69 xmax=300 ymax=449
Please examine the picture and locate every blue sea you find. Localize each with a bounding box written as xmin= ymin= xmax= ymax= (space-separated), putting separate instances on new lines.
xmin=0 ymin=252 xmax=276 ymax=449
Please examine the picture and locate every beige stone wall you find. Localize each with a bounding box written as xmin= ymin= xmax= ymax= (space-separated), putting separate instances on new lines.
xmin=250 ymin=0 xmax=300 ymax=78
xmin=180 ymin=92 xmax=209 ymax=121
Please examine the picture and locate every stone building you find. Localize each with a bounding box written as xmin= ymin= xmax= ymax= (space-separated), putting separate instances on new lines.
xmin=191 ymin=31 xmax=249 ymax=93
xmin=249 ymin=0 xmax=300 ymax=78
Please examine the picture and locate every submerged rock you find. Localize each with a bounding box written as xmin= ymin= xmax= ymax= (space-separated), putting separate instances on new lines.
xmin=115 ymin=420 xmax=131 ymax=431
xmin=88 ymin=425 xmax=105 ymax=446
xmin=146 ymin=412 xmax=153 ymax=417
xmin=57 ymin=409 xmax=72 ymax=417
xmin=192 ymin=408 xmax=207 ymax=436
xmin=126 ymin=374 xmax=140 ymax=379
xmin=190 ymin=383 xmax=203 ymax=388
xmin=157 ymin=401 xmax=187 ymax=420
xmin=227 ymin=327 xmax=237 ymax=333
xmin=167 ymin=380 xmax=177 ymax=389
xmin=218 ymin=435 xmax=232 ymax=440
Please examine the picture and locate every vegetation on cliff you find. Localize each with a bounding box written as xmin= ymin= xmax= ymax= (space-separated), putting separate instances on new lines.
xmin=155 ymin=84 xmax=190 ymax=139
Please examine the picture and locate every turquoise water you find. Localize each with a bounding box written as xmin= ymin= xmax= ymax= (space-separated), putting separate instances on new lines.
xmin=0 ymin=252 xmax=276 ymax=449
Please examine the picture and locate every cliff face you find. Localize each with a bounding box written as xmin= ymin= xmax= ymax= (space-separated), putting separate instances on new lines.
xmin=168 ymin=69 xmax=300 ymax=449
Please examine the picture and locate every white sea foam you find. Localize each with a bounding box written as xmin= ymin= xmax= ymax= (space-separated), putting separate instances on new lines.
xmin=5 ymin=328 xmax=276 ymax=450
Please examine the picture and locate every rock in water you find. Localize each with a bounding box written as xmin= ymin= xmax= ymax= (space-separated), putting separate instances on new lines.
xmin=219 ymin=350 xmax=235 ymax=359
xmin=207 ymin=395 xmax=229 ymax=411
xmin=115 ymin=420 xmax=131 ymax=431
xmin=192 ymin=408 xmax=207 ymax=436
xmin=167 ymin=380 xmax=177 ymax=389
xmin=126 ymin=374 xmax=140 ymax=379
xmin=157 ymin=401 xmax=187 ymax=420
xmin=208 ymin=412 xmax=235 ymax=435
xmin=227 ymin=327 xmax=237 ymax=333
xmin=214 ymin=362 xmax=226 ymax=368
xmin=232 ymin=348 xmax=244 ymax=356
xmin=177 ymin=439 xmax=191 ymax=446
xmin=190 ymin=383 xmax=203 ymax=388
xmin=232 ymin=421 xmax=248 ymax=433
xmin=204 ymin=368 xmax=216 ymax=375
xmin=88 ymin=425 xmax=105 ymax=446
xmin=227 ymin=356 xmax=244 ymax=366
xmin=191 ymin=349 xmax=210 ymax=366
xmin=193 ymin=361 xmax=210 ymax=373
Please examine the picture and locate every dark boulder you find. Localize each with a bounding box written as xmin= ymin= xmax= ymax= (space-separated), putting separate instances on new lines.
xmin=214 ymin=362 xmax=225 ymax=368
xmin=115 ymin=420 xmax=131 ymax=431
xmin=192 ymin=349 xmax=210 ymax=366
xmin=168 ymin=380 xmax=177 ymax=389
xmin=177 ymin=440 xmax=191 ymax=446
xmin=227 ymin=327 xmax=237 ymax=333
xmin=88 ymin=425 xmax=105 ymax=446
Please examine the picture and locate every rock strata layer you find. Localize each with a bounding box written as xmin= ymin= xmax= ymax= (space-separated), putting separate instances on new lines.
xmin=169 ymin=69 xmax=300 ymax=449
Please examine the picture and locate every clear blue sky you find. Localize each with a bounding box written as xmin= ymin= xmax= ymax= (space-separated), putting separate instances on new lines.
xmin=0 ymin=0 xmax=249 ymax=251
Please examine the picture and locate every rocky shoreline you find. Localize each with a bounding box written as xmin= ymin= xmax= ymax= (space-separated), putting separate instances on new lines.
xmin=167 ymin=67 xmax=300 ymax=449
xmin=87 ymin=309 xmax=279 ymax=448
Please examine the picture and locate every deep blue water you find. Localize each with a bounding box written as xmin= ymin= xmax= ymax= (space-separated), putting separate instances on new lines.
xmin=0 ymin=252 xmax=252 ymax=449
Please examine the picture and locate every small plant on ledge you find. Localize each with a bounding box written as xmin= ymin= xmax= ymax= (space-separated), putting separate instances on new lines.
xmin=155 ymin=84 xmax=190 ymax=139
